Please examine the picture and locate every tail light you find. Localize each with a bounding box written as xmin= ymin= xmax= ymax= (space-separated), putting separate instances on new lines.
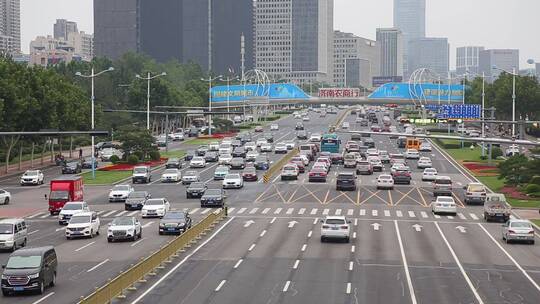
xmin=466 ymin=192 xmax=472 ymax=195
xmin=508 ymin=230 xmax=516 ymax=234
xmin=309 ymin=172 xmax=315 ymax=177
xmin=341 ymin=225 xmax=349 ymax=229
xmin=529 ymin=230 xmax=535 ymax=234
xmin=481 ymin=193 xmax=486 ymax=196
xmin=322 ymin=225 xmax=330 ymax=229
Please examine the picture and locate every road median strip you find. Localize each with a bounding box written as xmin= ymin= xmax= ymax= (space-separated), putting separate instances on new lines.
xmin=78 ymin=209 xmax=226 ymax=304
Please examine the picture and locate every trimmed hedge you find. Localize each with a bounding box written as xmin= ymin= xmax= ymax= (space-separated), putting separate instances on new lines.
xmin=148 ymin=151 xmax=161 ymax=161
xmin=529 ymin=175 xmax=540 ymax=185
xmin=525 ymin=184 xmax=540 ymax=194
xmin=109 ymin=155 xmax=120 ymax=164
xmin=127 ymin=155 xmax=139 ymax=165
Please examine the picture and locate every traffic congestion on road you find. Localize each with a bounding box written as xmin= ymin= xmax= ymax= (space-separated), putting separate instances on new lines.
xmin=1 ymin=107 xmax=539 ymax=304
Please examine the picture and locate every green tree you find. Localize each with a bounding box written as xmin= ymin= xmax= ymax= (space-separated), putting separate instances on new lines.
xmin=116 ymin=126 xmax=157 ymax=160
xmin=498 ymin=154 xmax=531 ymax=185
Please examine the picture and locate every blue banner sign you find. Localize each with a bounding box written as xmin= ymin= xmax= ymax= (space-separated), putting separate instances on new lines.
xmin=425 ymin=104 xmax=481 ymax=119
xmin=211 ymin=83 xmax=310 ymax=102
xmin=368 ymin=82 xmax=465 ymax=102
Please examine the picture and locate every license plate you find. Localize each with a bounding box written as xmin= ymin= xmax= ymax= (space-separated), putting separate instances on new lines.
xmin=14 ymin=287 xmax=24 ymax=291
xmin=332 ymin=227 xmax=339 ymax=230
xmin=131 ymin=204 xmax=139 ymax=207
xmin=495 ymin=214 xmax=502 ymax=216
xmin=167 ymin=228 xmax=175 ymax=231
xmin=72 ymin=232 xmax=82 ymax=235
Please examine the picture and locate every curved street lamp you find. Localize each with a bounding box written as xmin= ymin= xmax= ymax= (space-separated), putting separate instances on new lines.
xmin=200 ymin=75 xmax=223 ymax=135
xmin=136 ymin=72 xmax=167 ymax=130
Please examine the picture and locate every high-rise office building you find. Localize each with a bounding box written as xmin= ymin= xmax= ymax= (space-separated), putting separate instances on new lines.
xmin=478 ymin=49 xmax=519 ymax=82
xmin=333 ymin=30 xmax=379 ymax=88
xmin=53 ymin=19 xmax=79 ymax=40
xmin=67 ymin=31 xmax=94 ymax=61
xmin=254 ymin=0 xmax=334 ymax=85
xmin=536 ymin=63 xmax=540 ymax=79
xmin=456 ymin=46 xmax=484 ymax=76
xmin=393 ymin=0 xmax=425 ymax=77
xmin=408 ymin=38 xmax=449 ymax=77
xmin=376 ymin=28 xmax=403 ymax=78
xmin=0 ymin=0 xmax=20 ymax=54
xmin=94 ymin=0 xmax=253 ymax=76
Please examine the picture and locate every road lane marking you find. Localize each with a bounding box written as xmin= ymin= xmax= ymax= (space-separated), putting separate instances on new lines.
xmin=310 ymin=208 xmax=318 ymax=215
xmin=323 ymin=209 xmax=329 ymax=215
xmin=308 ymin=230 xmax=313 ymax=238
xmin=96 ymin=210 xmax=106 ymax=215
xmin=283 ymin=281 xmax=291 ymax=292
xmin=39 ymin=213 xmax=50 ymax=219
xmin=75 ymin=241 xmax=95 ymax=252
xmin=396 ymin=210 xmax=403 ymax=217
xmin=227 ymin=207 xmax=235 ymax=213
xmin=260 ymin=230 xmax=267 ymax=237
xmin=293 ymin=259 xmax=300 ymax=269
xmin=457 ymin=213 xmax=466 ymax=220
xmin=434 ymin=214 xmax=441 ymax=219
xmin=286 ymin=208 xmax=294 ymax=215
xmin=421 ymin=211 xmax=428 ymax=218
xmin=349 ymin=261 xmax=354 ymax=271
xmin=353 ymin=232 xmax=357 ymax=239
xmin=215 ymin=280 xmax=226 ymax=292
xmin=478 ymin=223 xmax=540 ymax=292
xmin=408 ymin=211 xmax=415 ymax=218
xmin=28 ymin=230 xmax=39 ymax=235
xmin=28 ymin=212 xmax=43 ymax=219
xmin=274 ymin=208 xmax=282 ymax=214
xmin=31 ymin=292 xmax=55 ymax=304
xmin=372 ymin=210 xmax=378 ymax=217
xmin=126 ymin=211 xmax=139 ymax=216
xmin=384 ymin=210 xmax=391 ymax=217
xmin=201 ymin=208 xmax=211 ymax=214
xmin=360 ymin=209 xmax=366 ymax=216
xmin=103 ymin=210 xmax=117 ymax=217
xmin=131 ymin=238 xmax=145 ymax=247
xmin=301 ymin=244 xmax=307 ymax=251
xmin=469 ymin=213 xmax=479 ymax=220
xmin=248 ymin=244 xmax=256 ymax=251
xmin=142 ymin=221 xmax=154 ymax=228
xmin=55 ymin=227 xmax=65 ymax=232
xmin=87 ymin=259 xmax=110 ymax=272
xmin=270 ymin=217 xmax=277 ymax=224
xmin=394 ymin=220 xmax=418 ymax=304
xmin=447 ymin=215 xmax=454 ymax=219
xmin=237 ymin=208 xmax=247 ymax=214
xmin=347 ymin=209 xmax=354 ymax=216
xmin=262 ymin=208 xmax=270 ymax=214
xmin=346 ymin=282 xmax=352 ymax=294
xmin=434 ymin=222 xmax=484 ymax=304
xmin=351 ymin=245 xmax=355 ymax=253
xmin=312 ymin=218 xmax=318 ymax=225
xmin=298 ymin=208 xmax=305 ymax=215
xmin=249 ymin=208 xmax=259 ymax=214
xmin=354 ymin=218 xmax=358 ymax=226
xmin=189 ymin=208 xmax=199 ymax=214
xmin=115 ymin=210 xmax=128 ymax=217
xmin=335 ymin=209 xmax=342 ymax=216
xmin=233 ymin=259 xmax=243 ymax=269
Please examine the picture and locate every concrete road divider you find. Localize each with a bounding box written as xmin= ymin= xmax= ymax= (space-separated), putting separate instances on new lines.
xmin=263 ymin=148 xmax=299 ymax=183
xmin=78 ymin=209 xmax=226 ymax=304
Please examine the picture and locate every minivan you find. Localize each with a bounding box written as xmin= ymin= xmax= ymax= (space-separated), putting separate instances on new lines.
xmin=1 ymin=246 xmax=57 ymax=295
xmin=0 ymin=219 xmax=28 ymax=252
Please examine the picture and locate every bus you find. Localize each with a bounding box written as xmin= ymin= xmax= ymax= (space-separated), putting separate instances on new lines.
xmin=406 ymin=138 xmax=421 ymax=150
xmin=321 ymin=134 xmax=341 ymax=153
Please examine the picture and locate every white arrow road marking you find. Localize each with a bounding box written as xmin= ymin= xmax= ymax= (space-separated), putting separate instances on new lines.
xmin=244 ymin=220 xmax=255 ymax=228
xmin=371 ymin=223 xmax=381 ymax=231
xmin=412 ymin=224 xmax=423 ymax=232
xmin=456 ymin=226 xmax=467 ymax=233
xmin=288 ymin=221 xmax=298 ymax=228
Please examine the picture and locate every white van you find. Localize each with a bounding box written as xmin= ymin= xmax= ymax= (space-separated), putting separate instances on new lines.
xmin=0 ymin=218 xmax=28 ymax=251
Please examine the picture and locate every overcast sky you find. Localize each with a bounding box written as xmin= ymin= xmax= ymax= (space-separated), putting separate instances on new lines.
xmin=21 ymin=0 xmax=540 ymax=69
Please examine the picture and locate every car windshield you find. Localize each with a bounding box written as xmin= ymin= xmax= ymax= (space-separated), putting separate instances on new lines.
xmin=436 ymin=179 xmax=452 ymax=184
xmin=0 ymin=224 xmax=13 ymax=234
xmin=379 ymin=175 xmax=392 ymax=180
xmin=510 ymin=222 xmax=532 ymax=228
xmin=186 ymin=171 xmax=198 ymax=176
xmin=49 ymin=191 xmax=69 ymax=200
xmin=256 ymin=157 xmax=267 ymax=162
xmin=114 ymin=185 xmax=131 ymax=191
xmin=168 ymin=158 xmax=179 ymax=163
xmin=164 ymin=169 xmax=177 ymax=174
xmin=205 ymin=189 xmax=222 ymax=196
xmin=163 ymin=212 xmax=185 ymax=220
xmin=190 ymin=183 xmax=204 ymax=188
xmin=69 ymin=216 xmax=91 ymax=224
xmin=129 ymin=192 xmax=147 ymax=198
xmin=63 ymin=203 xmax=83 ymax=210
xmin=338 ymin=174 xmax=354 ymax=179
xmin=6 ymin=256 xmax=42 ymax=269
xmin=192 ymin=157 xmax=204 ymax=161
xmin=112 ymin=217 xmax=134 ymax=226
xmin=146 ymin=199 xmax=164 ymax=206
xmin=24 ymin=170 xmax=38 ymax=176
xmin=425 ymin=168 xmax=437 ymax=173
xmin=438 ymin=197 xmax=454 ymax=203
xmin=216 ymin=167 xmax=228 ymax=172
xmin=225 ymin=174 xmax=240 ymax=179
xmin=326 ymin=219 xmax=345 ymax=225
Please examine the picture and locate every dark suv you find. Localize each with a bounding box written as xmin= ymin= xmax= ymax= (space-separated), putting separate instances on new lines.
xmin=186 ymin=182 xmax=207 ymax=199
xmin=165 ymin=158 xmax=182 ymax=169
xmin=1 ymin=246 xmax=57 ymax=296
xmin=62 ymin=161 xmax=81 ymax=174
xmin=159 ymin=211 xmax=192 ymax=235
xmin=124 ymin=191 xmax=151 ymax=210
xmin=336 ymin=172 xmax=357 ymax=191
xmin=200 ymin=189 xmax=227 ymax=208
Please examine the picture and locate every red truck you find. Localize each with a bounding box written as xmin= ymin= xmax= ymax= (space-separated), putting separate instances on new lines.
xmin=47 ymin=176 xmax=84 ymax=215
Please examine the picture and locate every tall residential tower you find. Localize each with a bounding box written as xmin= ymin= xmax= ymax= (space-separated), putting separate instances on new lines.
xmin=376 ymin=28 xmax=403 ymax=78
xmin=0 ymin=0 xmax=20 ymax=54
xmin=393 ymin=0 xmax=425 ymax=77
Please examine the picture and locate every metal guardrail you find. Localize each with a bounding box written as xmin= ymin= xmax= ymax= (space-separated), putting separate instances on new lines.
xmin=263 ymin=148 xmax=299 ymax=183
xmin=78 ymin=209 xmax=226 ymax=304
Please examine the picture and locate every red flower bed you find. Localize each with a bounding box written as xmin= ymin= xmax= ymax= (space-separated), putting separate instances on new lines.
xmin=500 ymin=186 xmax=530 ymax=200
xmin=99 ymin=158 xmax=166 ymax=171
xmin=197 ymin=132 xmax=238 ymax=139
xmin=462 ymin=162 xmax=497 ymax=171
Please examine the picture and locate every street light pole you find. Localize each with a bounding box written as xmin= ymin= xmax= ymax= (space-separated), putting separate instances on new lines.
xmin=512 ymin=67 xmax=516 ymax=137
xmin=481 ymin=71 xmax=486 ymax=156
xmin=75 ymin=66 xmax=115 ymax=179
xmin=136 ymin=72 xmax=167 ymax=131
xmin=219 ymin=75 xmax=240 ymax=120
xmin=201 ymin=75 xmax=223 ymax=136
xmin=447 ymin=71 xmax=451 ymax=135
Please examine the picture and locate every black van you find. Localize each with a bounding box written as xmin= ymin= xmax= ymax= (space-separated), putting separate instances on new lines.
xmin=1 ymin=246 xmax=57 ymax=296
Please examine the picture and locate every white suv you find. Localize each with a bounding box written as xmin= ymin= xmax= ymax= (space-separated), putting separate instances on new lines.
xmin=320 ymin=216 xmax=351 ymax=243
xmin=431 ymin=196 xmax=457 ymax=215
xmin=108 ymin=184 xmax=134 ymax=202
xmin=66 ymin=211 xmax=100 ymax=239
xmin=58 ymin=201 xmax=90 ymax=225
xmin=20 ymin=170 xmax=44 ymax=186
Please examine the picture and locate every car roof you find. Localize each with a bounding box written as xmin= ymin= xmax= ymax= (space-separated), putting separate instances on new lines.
xmin=436 ymin=176 xmax=451 ymax=180
xmin=508 ymin=219 xmax=531 ymax=224
xmin=325 ymin=216 xmax=346 ymax=220
xmin=0 ymin=218 xmax=25 ymax=224
xmin=9 ymin=246 xmax=54 ymax=256
xmin=71 ymin=211 xmax=94 ymax=217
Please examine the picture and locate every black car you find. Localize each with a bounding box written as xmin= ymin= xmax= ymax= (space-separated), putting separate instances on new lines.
xmin=188 ymin=127 xmax=199 ymax=137
xmin=230 ymin=157 xmax=246 ymax=170
xmin=124 ymin=191 xmax=151 ymax=210
xmin=1 ymin=246 xmax=57 ymax=296
xmin=364 ymin=138 xmax=375 ymax=148
xmin=351 ymin=133 xmax=363 ymax=141
xmin=184 ymin=151 xmax=195 ymax=161
xmin=186 ymin=182 xmax=207 ymax=199
xmin=254 ymin=155 xmax=270 ymax=170
xmin=296 ymin=130 xmax=308 ymax=139
xmin=159 ymin=211 xmax=192 ymax=235
xmin=240 ymin=133 xmax=252 ymax=143
xmin=62 ymin=161 xmax=81 ymax=174
xmin=165 ymin=158 xmax=182 ymax=169
xmin=200 ymin=189 xmax=227 ymax=208
xmin=232 ymin=147 xmax=247 ymax=158
xmin=196 ymin=145 xmax=209 ymax=156
xmin=295 ymin=123 xmax=304 ymax=130
xmin=204 ymin=151 xmax=219 ymax=162
xmin=264 ymin=133 xmax=274 ymax=143
xmin=81 ymin=157 xmax=98 ymax=169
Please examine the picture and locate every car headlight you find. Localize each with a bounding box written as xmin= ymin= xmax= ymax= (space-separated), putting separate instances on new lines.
xmin=28 ymin=273 xmax=40 ymax=279
xmin=127 ymin=228 xmax=135 ymax=234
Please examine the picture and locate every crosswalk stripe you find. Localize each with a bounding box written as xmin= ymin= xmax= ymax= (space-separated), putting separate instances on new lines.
xmin=274 ymin=208 xmax=282 ymax=214
xmin=510 ymin=214 xmax=516 ymax=220
xmin=335 ymin=209 xmax=342 ymax=216
xmin=201 ymin=208 xmax=211 ymax=214
xmin=396 ymin=210 xmax=403 ymax=217
xmin=96 ymin=210 xmax=107 ymax=215
xmin=384 ymin=210 xmax=391 ymax=217
xmin=237 ymin=208 xmax=247 ymax=214
xmin=39 ymin=213 xmax=50 ymax=219
xmin=115 ymin=211 xmax=128 ymax=217
xmin=469 ymin=213 xmax=479 ymax=220
xmin=323 ymin=209 xmax=329 ymax=215
xmin=286 ymin=208 xmax=294 ymax=215
xmin=126 ymin=211 xmax=139 ymax=216
xmin=421 ymin=211 xmax=428 ymax=218
xmin=190 ymin=208 xmax=199 ymax=214
xmin=227 ymin=207 xmax=235 ymax=213
xmin=447 ymin=216 xmax=454 ymax=219
xmin=262 ymin=208 xmax=270 ymax=214
xmin=298 ymin=208 xmax=305 ymax=215
xmin=360 ymin=209 xmax=366 ymax=216
xmin=249 ymin=208 xmax=259 ymax=214
xmin=457 ymin=213 xmax=466 ymax=220
xmin=103 ymin=210 xmax=117 ymax=217
xmin=27 ymin=212 xmax=43 ymax=219
xmin=347 ymin=209 xmax=354 ymax=216
xmin=372 ymin=210 xmax=378 ymax=216
xmin=408 ymin=211 xmax=415 ymax=218
xmin=310 ymin=208 xmax=318 ymax=215
xmin=434 ymin=214 xmax=441 ymax=219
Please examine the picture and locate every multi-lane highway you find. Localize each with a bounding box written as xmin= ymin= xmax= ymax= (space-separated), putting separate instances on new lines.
xmin=1 ymin=108 xmax=539 ymax=304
